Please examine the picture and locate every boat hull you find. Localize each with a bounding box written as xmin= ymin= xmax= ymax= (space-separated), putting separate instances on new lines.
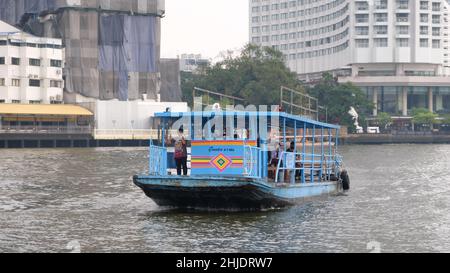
xmin=133 ymin=175 xmax=340 ymax=211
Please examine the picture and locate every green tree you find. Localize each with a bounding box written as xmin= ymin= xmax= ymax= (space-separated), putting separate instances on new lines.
xmin=308 ymin=73 xmax=374 ymax=129
xmin=181 ymin=44 xmax=302 ymax=107
xmin=377 ymin=112 xmax=393 ymax=132
xmin=411 ymin=108 xmax=439 ymax=130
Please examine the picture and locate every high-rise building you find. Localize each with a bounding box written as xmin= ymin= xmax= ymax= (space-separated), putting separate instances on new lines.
xmin=0 ymin=20 xmax=63 ymax=105
xmin=249 ymin=0 xmax=450 ymax=116
xmin=179 ymin=54 xmax=210 ymax=73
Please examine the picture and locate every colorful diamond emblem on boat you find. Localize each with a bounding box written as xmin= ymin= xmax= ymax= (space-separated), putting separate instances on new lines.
xmin=210 ymin=153 xmax=232 ymax=172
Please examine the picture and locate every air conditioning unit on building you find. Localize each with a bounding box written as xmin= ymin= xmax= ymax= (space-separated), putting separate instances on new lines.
xmin=56 ymin=70 xmax=61 ymax=75
xmin=56 ymin=95 xmax=62 ymax=101
xmin=33 ymin=75 xmax=38 ymax=79
xmin=50 ymin=96 xmax=55 ymax=101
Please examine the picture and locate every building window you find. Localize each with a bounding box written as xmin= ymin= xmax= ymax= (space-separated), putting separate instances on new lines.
xmin=29 ymin=58 xmax=41 ymax=67
xmin=432 ymin=2 xmax=440 ymax=11
xmin=396 ymin=13 xmax=409 ymax=23
xmin=397 ymin=26 xmax=409 ymax=35
xmin=375 ymin=13 xmax=388 ymax=23
xmin=355 ymin=39 xmax=369 ymax=48
xmin=420 ymin=38 xmax=429 ymax=47
xmin=375 ymin=0 xmax=388 ymax=9
xmin=432 ymin=15 xmax=441 ymax=24
xmin=50 ymin=59 xmax=62 ymax=68
xmin=0 ymin=100 xmax=5 ymax=103
xmin=0 ymin=78 xmax=5 ymax=86
xmin=50 ymin=80 xmax=62 ymax=88
xmin=420 ymin=14 xmax=428 ymax=23
xmin=356 ymin=1 xmax=369 ymax=11
xmin=0 ymin=57 xmax=5 ymax=65
xmin=420 ymin=26 xmax=429 ymax=35
xmin=432 ymin=39 xmax=441 ymax=48
xmin=396 ymin=0 xmax=409 ymax=9
xmin=420 ymin=1 xmax=428 ymax=10
xmin=397 ymin=38 xmax=409 ymax=47
xmin=432 ymin=27 xmax=440 ymax=36
xmin=356 ymin=14 xmax=369 ymax=23
xmin=11 ymin=57 xmax=20 ymax=65
xmin=29 ymin=79 xmax=41 ymax=87
xmin=355 ymin=26 xmax=369 ymax=35
xmin=374 ymin=26 xmax=388 ymax=35
xmin=375 ymin=38 xmax=388 ymax=47
xmin=11 ymin=79 xmax=20 ymax=87
xmin=12 ymin=100 xmax=20 ymax=104
xmin=29 ymin=100 xmax=41 ymax=104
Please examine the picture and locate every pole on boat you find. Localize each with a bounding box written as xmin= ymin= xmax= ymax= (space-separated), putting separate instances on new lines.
xmin=291 ymin=120 xmax=297 ymax=184
xmin=161 ymin=117 xmax=166 ymax=147
xmin=302 ymin=122 xmax=306 ymax=184
xmin=328 ymin=128 xmax=332 ymax=180
xmin=320 ymin=126 xmax=324 ymax=182
xmin=311 ymin=125 xmax=316 ymax=183
xmin=282 ymin=117 xmax=287 ymax=183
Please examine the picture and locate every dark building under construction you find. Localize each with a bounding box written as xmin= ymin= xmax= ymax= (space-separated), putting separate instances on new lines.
xmin=0 ymin=0 xmax=167 ymax=102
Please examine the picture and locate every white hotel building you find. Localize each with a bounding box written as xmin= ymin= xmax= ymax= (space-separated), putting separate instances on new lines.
xmin=0 ymin=20 xmax=64 ymax=105
xmin=249 ymin=0 xmax=450 ymax=116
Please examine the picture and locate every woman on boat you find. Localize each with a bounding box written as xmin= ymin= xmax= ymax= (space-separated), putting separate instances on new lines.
xmin=172 ymin=128 xmax=188 ymax=176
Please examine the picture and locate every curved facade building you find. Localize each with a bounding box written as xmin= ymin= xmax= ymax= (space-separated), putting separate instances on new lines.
xmin=250 ymin=0 xmax=450 ymax=116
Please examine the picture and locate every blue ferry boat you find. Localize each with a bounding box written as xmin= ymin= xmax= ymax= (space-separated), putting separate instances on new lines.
xmin=133 ymin=111 xmax=349 ymax=211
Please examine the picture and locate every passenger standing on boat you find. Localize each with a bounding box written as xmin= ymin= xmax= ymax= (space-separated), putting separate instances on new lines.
xmin=172 ymin=128 xmax=188 ymax=176
xmin=287 ymin=142 xmax=301 ymax=183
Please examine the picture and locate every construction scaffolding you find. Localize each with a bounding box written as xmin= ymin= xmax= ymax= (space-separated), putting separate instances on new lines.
xmin=0 ymin=0 xmax=165 ymax=101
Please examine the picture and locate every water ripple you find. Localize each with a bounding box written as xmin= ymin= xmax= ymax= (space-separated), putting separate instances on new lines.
xmin=1 ymin=145 xmax=450 ymax=252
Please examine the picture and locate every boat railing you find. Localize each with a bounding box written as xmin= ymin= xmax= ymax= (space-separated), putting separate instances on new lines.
xmin=243 ymin=145 xmax=263 ymax=179
xmin=275 ymin=151 xmax=339 ymax=183
xmin=149 ymin=141 xmax=168 ymax=176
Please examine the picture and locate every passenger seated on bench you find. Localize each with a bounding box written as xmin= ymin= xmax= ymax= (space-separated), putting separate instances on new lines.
xmin=268 ymin=144 xmax=287 ymax=183
xmin=286 ymin=141 xmax=302 ymax=182
xmin=268 ymin=144 xmax=282 ymax=180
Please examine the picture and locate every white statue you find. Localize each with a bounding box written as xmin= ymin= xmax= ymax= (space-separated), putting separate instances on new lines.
xmin=348 ymin=107 xmax=364 ymax=134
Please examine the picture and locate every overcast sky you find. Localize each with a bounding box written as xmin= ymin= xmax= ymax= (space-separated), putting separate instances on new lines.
xmin=161 ymin=0 xmax=249 ymax=60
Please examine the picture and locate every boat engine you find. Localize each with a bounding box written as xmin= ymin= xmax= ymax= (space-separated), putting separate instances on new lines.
xmin=340 ymin=170 xmax=350 ymax=191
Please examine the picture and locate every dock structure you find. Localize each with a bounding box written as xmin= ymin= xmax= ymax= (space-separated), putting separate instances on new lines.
xmin=0 ymin=103 xmax=154 ymax=148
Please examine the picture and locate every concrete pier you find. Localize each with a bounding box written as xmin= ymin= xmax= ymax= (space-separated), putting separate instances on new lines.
xmin=0 ymin=135 xmax=150 ymax=149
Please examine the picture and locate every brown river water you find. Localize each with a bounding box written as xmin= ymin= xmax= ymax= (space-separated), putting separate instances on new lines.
xmin=1 ymin=145 xmax=450 ymax=253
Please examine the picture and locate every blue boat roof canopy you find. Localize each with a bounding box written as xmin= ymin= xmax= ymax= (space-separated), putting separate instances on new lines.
xmin=154 ymin=111 xmax=340 ymax=130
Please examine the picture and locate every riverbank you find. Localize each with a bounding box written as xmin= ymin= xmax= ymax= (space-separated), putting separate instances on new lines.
xmin=2 ymin=134 xmax=450 ymax=149
xmin=342 ymin=134 xmax=450 ymax=145
xmin=0 ymin=135 xmax=150 ymax=149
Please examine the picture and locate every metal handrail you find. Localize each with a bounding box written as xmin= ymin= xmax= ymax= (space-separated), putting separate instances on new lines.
xmin=243 ymin=145 xmax=262 ymax=179
xmin=149 ymin=141 xmax=168 ymax=176
xmin=275 ymin=151 xmax=339 ymax=183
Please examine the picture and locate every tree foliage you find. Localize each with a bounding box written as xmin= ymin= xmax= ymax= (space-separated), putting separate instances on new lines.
xmin=411 ymin=108 xmax=439 ymax=126
xmin=377 ymin=112 xmax=393 ymax=131
xmin=181 ymin=46 xmax=374 ymax=129
xmin=307 ymin=73 xmax=374 ymax=128
xmin=181 ymin=44 xmax=302 ymax=106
